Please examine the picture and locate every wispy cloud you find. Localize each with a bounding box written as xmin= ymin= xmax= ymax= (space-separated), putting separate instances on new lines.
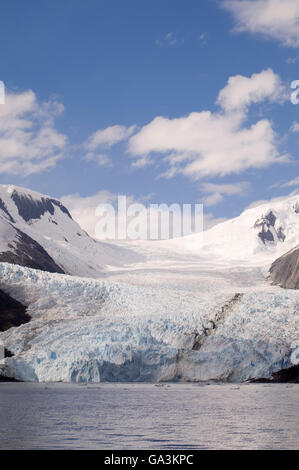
xmin=86 ymin=124 xmax=136 ymax=150
xmin=156 ymin=32 xmax=183 ymax=47
xmin=83 ymin=124 xmax=137 ymax=168
xmin=286 ymin=55 xmax=299 ymax=64
xmin=291 ymin=122 xmax=299 ymax=133
xmin=270 ymin=176 xmax=299 ymax=189
xmin=84 ymin=152 xmax=112 ymax=168
xmin=200 ymin=181 xmax=250 ymax=206
xmin=199 ymin=32 xmax=208 ymax=45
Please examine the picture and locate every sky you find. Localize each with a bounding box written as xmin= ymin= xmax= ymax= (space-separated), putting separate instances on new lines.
xmin=0 ymin=0 xmax=298 ymax=234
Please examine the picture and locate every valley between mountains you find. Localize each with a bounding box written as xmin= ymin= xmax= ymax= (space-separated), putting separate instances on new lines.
xmin=0 ymin=184 xmax=298 ymax=383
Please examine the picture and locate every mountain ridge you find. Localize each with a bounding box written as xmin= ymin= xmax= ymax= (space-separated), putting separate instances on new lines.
xmin=0 ymin=184 xmax=141 ymax=277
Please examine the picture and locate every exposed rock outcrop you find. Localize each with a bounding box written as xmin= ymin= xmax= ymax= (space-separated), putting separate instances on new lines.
xmin=254 ymin=210 xmax=286 ymax=244
xmin=192 ymin=293 xmax=244 ymax=351
xmin=11 ymin=190 xmax=72 ymax=222
xmin=0 ymin=289 xmax=30 ymax=381
xmin=251 ymin=364 xmax=299 ymax=383
xmin=0 ymin=289 xmax=30 ymax=332
xmin=0 ymin=226 xmax=65 ymax=274
xmin=269 ymin=245 xmax=299 ymax=289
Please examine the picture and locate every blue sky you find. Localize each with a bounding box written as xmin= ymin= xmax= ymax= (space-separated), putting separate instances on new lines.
xmin=0 ymin=0 xmax=298 ymax=230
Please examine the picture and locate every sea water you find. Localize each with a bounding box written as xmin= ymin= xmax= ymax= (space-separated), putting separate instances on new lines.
xmin=0 ymin=383 xmax=298 ymax=450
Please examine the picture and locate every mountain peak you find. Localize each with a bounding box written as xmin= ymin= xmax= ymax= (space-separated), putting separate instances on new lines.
xmin=0 ymin=184 xmax=139 ymax=277
xmin=0 ymin=184 xmax=72 ymax=223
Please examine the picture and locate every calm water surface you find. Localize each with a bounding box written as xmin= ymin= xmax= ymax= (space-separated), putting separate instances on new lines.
xmin=0 ymin=383 xmax=298 ymax=450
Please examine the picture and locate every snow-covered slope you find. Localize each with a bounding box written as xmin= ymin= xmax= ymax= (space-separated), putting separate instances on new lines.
xmin=0 ymin=263 xmax=297 ymax=383
xmin=0 ymin=185 xmax=298 ymax=277
xmin=155 ymin=194 xmax=299 ymax=266
xmin=0 ymin=185 xmax=140 ymax=277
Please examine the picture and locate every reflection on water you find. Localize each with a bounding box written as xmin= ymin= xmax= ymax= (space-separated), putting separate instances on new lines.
xmin=0 ymin=383 xmax=298 ymax=450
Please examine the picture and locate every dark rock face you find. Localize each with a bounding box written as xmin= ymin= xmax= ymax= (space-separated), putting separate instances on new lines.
xmin=11 ymin=190 xmax=72 ymax=222
xmin=0 ymin=375 xmax=19 ymax=382
xmin=0 ymin=289 xmax=30 ymax=332
xmin=251 ymin=364 xmax=299 ymax=383
xmin=277 ymin=226 xmax=286 ymax=242
xmin=254 ymin=210 xmax=286 ymax=244
xmin=0 ymin=198 xmax=14 ymax=223
xmin=254 ymin=210 xmax=278 ymax=244
xmin=269 ymin=245 xmax=299 ymax=289
xmin=258 ymin=227 xmax=274 ymax=243
xmin=0 ymin=290 xmax=29 ymax=382
xmin=0 ymin=226 xmax=65 ymax=274
xmin=51 ymin=199 xmax=72 ymax=219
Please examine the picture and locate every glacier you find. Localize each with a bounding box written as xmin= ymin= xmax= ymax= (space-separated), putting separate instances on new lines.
xmin=0 ymin=262 xmax=297 ymax=383
xmin=0 ymin=188 xmax=298 ymax=383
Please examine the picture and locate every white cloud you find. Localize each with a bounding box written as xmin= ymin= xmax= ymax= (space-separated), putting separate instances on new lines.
xmin=270 ymin=176 xmax=299 ymax=189
xmin=201 ymin=192 xmax=224 ymax=207
xmin=164 ymin=32 xmax=177 ymax=46
xmin=216 ymin=69 xmax=285 ymax=112
xmin=281 ymin=177 xmax=299 ymax=187
xmin=291 ymin=122 xmax=299 ymax=133
xmin=0 ymin=90 xmax=67 ymax=176
xmin=201 ymin=181 xmax=250 ymax=206
xmin=128 ymin=69 xmax=287 ymax=180
xmin=84 ymin=152 xmax=112 ymax=167
xmin=156 ymin=32 xmax=182 ymax=47
xmin=86 ymin=124 xmax=136 ymax=150
xmin=222 ymin=0 xmax=299 ymax=48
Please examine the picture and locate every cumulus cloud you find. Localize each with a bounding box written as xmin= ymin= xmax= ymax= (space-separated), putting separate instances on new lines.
xmin=222 ymin=0 xmax=299 ymax=48
xmin=86 ymin=124 xmax=136 ymax=150
xmin=201 ymin=181 xmax=250 ymax=206
xmin=128 ymin=69 xmax=287 ymax=180
xmin=216 ymin=69 xmax=285 ymax=112
xmin=0 ymin=90 xmax=67 ymax=176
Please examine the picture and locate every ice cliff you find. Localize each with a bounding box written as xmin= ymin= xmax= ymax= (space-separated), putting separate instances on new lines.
xmin=0 ymin=263 xmax=297 ymax=383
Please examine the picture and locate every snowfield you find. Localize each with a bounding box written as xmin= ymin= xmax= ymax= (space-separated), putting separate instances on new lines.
xmin=0 ymin=261 xmax=297 ymax=383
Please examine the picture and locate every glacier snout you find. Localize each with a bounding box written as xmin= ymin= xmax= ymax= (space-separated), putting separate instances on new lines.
xmin=0 ymin=263 xmax=297 ymax=384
